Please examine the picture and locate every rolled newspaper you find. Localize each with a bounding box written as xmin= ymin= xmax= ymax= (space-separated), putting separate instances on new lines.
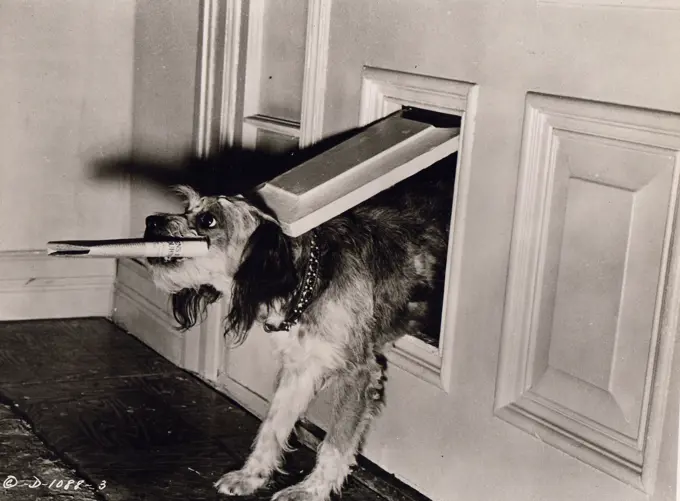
xmin=46 ymin=238 xmax=210 ymax=258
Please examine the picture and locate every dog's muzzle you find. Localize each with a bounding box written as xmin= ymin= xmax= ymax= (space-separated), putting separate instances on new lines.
xmin=144 ymin=215 xmax=183 ymax=266
xmin=144 ymin=215 xmax=167 ymax=237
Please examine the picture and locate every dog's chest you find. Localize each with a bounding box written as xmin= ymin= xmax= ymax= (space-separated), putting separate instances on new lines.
xmin=268 ymin=327 xmax=343 ymax=372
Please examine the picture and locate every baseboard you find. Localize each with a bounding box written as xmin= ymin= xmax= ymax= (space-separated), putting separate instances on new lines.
xmin=216 ymin=375 xmax=270 ymax=420
xmin=112 ymin=258 xmax=186 ymax=366
xmin=0 ymin=250 xmax=115 ymax=320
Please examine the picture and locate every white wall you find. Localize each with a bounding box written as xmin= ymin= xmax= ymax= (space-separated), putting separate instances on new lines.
xmin=0 ymin=0 xmax=135 ymax=320
xmin=111 ymin=0 xmax=201 ymax=365
xmin=128 ymin=0 xmax=200 ymax=237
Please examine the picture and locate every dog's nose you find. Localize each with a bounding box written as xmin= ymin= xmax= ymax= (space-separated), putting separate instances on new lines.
xmin=145 ymin=215 xmax=165 ymax=230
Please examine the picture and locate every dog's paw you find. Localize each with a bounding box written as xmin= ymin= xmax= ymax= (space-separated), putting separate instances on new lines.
xmin=214 ymin=469 xmax=269 ymax=496
xmin=271 ymin=484 xmax=328 ymax=501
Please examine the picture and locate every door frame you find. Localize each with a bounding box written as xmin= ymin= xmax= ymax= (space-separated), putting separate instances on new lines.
xmin=185 ymin=0 xmax=333 ymax=381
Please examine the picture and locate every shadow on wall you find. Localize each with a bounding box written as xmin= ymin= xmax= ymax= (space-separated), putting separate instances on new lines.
xmin=91 ymin=126 xmax=366 ymax=200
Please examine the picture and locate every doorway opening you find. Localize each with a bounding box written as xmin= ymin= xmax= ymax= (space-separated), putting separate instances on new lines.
xmin=369 ymin=106 xmax=461 ymax=348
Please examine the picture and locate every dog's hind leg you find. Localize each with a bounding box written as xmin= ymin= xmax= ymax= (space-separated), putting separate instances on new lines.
xmin=215 ymin=363 xmax=323 ymax=496
xmin=272 ymin=354 xmax=386 ymax=501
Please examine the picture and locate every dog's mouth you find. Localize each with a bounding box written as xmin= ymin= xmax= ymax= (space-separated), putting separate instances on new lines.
xmin=143 ymin=229 xmax=197 ymax=268
xmin=147 ymin=256 xmax=186 ymax=267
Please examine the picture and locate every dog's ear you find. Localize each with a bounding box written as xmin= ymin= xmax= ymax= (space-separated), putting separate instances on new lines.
xmin=171 ymin=185 xmax=201 ymax=208
xmin=225 ymin=221 xmax=298 ymax=345
xmin=171 ymin=285 xmax=222 ymax=330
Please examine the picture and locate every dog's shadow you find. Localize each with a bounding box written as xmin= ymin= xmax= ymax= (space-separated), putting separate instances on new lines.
xmin=91 ymin=127 xmax=365 ymax=198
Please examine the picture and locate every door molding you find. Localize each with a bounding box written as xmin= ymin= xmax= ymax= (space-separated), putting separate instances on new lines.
xmin=299 ymin=0 xmax=332 ymax=147
xmin=359 ymin=67 xmax=479 ymax=393
xmin=194 ymin=0 xmax=245 ymax=152
xmin=180 ymin=0 xmax=245 ymax=380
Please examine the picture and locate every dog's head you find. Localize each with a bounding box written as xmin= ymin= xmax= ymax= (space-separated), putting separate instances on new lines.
xmin=144 ymin=185 xmax=298 ymax=343
xmin=143 ymin=185 xmax=261 ymax=293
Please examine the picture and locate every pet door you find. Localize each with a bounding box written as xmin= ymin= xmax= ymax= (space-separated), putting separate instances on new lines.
xmin=257 ymin=108 xmax=461 ymax=237
xmin=257 ymin=68 xmax=474 ymax=393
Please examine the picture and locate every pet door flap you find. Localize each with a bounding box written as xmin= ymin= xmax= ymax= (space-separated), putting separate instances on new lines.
xmin=257 ymin=110 xmax=460 ymax=237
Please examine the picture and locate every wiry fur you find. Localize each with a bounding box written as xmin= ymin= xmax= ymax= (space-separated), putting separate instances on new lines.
xmin=144 ymin=169 xmax=451 ymax=501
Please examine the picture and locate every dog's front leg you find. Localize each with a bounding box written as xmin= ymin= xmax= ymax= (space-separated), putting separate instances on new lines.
xmin=215 ymin=364 xmax=322 ymax=496
xmin=272 ymin=355 xmax=385 ymax=501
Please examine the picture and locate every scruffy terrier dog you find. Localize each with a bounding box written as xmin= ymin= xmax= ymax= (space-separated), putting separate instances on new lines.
xmin=143 ymin=161 xmax=452 ymax=501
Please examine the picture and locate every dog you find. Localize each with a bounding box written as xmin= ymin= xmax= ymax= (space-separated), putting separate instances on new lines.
xmin=143 ymin=157 xmax=453 ymax=501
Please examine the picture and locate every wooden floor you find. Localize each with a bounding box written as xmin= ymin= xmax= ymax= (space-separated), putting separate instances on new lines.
xmin=0 ymin=318 xmax=411 ymax=501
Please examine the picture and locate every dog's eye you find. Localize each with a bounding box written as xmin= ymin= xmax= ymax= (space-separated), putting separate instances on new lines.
xmin=196 ymin=212 xmax=217 ymax=229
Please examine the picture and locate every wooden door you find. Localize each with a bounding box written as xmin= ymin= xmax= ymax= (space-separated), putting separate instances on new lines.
xmin=210 ymin=0 xmax=680 ymax=499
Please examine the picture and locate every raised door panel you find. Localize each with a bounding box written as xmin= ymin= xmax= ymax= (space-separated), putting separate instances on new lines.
xmin=256 ymin=0 xmax=308 ymax=122
xmin=496 ymin=93 xmax=680 ymax=491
